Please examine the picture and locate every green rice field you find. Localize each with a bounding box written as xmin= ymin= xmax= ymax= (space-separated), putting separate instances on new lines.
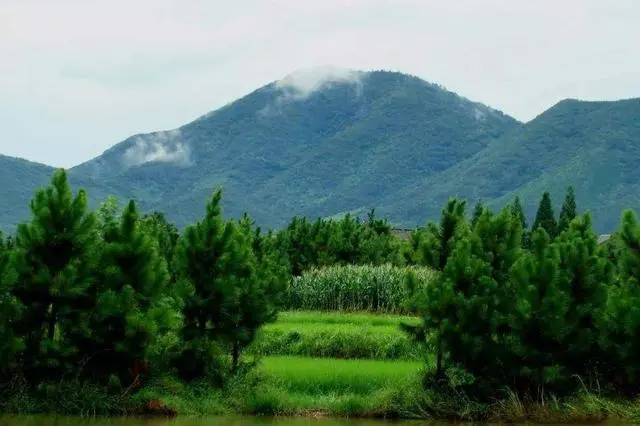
xmin=239 ymin=309 xmax=427 ymax=416
xmin=248 ymin=311 xmax=423 ymax=360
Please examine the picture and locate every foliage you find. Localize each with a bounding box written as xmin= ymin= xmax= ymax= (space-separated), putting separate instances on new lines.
xmin=558 ymin=186 xmax=578 ymax=234
xmin=0 ymin=232 xmax=22 ymax=378
xmin=431 ymin=207 xmax=521 ymax=396
xmin=74 ymin=200 xmax=180 ymax=385
xmin=598 ymin=210 xmax=640 ymax=395
xmin=288 ymin=264 xmax=433 ymax=313
xmin=511 ymin=196 xmax=530 ymax=248
xmin=533 ymin=192 xmax=558 ymax=239
xmin=7 ymin=165 xmax=640 ymax=419
xmin=403 ymin=198 xmax=467 ymax=377
xmin=10 ymin=169 xmax=100 ymax=381
xmin=471 ymin=201 xmax=485 ymax=228
xmin=174 ymin=191 xmax=285 ymax=380
xmin=274 ymin=211 xmax=401 ymax=277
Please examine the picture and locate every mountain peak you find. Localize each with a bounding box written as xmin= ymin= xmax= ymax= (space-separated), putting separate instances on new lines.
xmin=3 ymin=69 xmax=637 ymax=234
xmin=277 ymin=66 xmax=363 ymax=92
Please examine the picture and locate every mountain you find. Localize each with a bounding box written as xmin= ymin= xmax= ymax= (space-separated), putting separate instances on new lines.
xmin=0 ymin=155 xmax=55 ymax=231
xmin=1 ymin=68 xmax=638 ymax=233
xmin=68 ymin=69 xmax=519 ymax=228
xmin=383 ymin=97 xmax=640 ymax=231
xmin=0 ymin=155 xmax=130 ymax=232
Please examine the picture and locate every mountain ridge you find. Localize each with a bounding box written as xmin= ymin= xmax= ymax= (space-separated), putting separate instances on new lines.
xmin=1 ymin=69 xmax=638 ymax=233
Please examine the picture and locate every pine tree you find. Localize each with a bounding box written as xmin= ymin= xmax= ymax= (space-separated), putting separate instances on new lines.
xmin=471 ymin=201 xmax=485 ymax=228
xmin=96 ymin=196 xmax=120 ymax=236
xmin=141 ymin=211 xmax=180 ymax=266
xmin=511 ymin=196 xmax=530 ymax=249
xmin=10 ymin=169 xmax=99 ymax=381
xmin=533 ymin=191 xmax=558 ymax=239
xmin=328 ymin=214 xmax=364 ymax=265
xmin=510 ymin=229 xmax=570 ymax=394
xmin=597 ymin=209 xmax=640 ymax=395
xmin=174 ymin=190 xmax=249 ymax=381
xmin=75 ymin=200 xmax=176 ymax=385
xmin=435 ymin=208 xmax=521 ymax=396
xmin=403 ymin=198 xmax=466 ymax=379
xmin=511 ymin=196 xmax=528 ymax=230
xmin=558 ymin=186 xmax=577 ymax=234
xmin=280 ymin=217 xmax=320 ymax=276
xmin=0 ymin=232 xmax=23 ymax=377
xmin=553 ymin=213 xmax=609 ymax=381
xmin=222 ymin=214 xmax=287 ymax=373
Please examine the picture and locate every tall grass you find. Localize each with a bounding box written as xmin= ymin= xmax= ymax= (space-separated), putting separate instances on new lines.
xmin=287 ymin=264 xmax=433 ymax=313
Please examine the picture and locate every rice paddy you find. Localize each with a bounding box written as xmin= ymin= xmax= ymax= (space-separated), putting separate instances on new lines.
xmin=248 ymin=311 xmax=423 ymax=360
xmin=240 ymin=306 xmax=428 ymax=416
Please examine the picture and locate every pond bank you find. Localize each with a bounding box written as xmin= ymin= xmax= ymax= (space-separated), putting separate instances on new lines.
xmin=2 ymin=377 xmax=639 ymax=424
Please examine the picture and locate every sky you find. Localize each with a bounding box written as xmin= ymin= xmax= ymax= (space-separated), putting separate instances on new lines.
xmin=1 ymin=0 xmax=639 ymax=168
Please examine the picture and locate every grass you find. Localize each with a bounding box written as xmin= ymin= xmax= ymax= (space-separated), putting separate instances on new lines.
xmin=234 ymin=356 xmax=425 ymax=417
xmin=249 ymin=312 xmax=423 ymax=360
xmin=4 ymin=310 xmax=640 ymax=422
xmin=275 ymin=310 xmax=421 ymax=326
xmin=258 ymin=356 xmax=424 ymax=395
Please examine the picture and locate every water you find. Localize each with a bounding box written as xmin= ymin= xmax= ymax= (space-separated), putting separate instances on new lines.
xmin=0 ymin=415 xmax=630 ymax=426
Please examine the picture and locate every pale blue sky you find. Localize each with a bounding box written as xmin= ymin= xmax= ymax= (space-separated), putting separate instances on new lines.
xmin=1 ymin=0 xmax=639 ymax=168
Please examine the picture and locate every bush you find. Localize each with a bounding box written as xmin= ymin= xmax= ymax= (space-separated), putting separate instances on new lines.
xmin=287 ymin=264 xmax=433 ymax=313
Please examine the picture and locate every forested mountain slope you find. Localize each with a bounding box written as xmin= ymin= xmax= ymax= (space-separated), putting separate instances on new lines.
xmin=1 ymin=69 xmax=638 ymax=233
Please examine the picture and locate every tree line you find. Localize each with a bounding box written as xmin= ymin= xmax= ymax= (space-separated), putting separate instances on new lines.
xmin=0 ymin=170 xmax=407 ymax=391
xmin=2 ymin=169 xmax=638 ymax=403
xmin=402 ymin=188 xmax=640 ymax=400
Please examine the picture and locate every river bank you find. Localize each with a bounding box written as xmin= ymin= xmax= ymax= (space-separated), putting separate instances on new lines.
xmin=2 ymin=373 xmax=639 ymax=424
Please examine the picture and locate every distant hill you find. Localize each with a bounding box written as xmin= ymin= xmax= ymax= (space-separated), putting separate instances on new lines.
xmin=1 ymin=68 xmax=638 ymax=233
xmin=0 ymin=155 xmax=54 ymax=231
xmin=384 ymin=97 xmax=640 ymax=231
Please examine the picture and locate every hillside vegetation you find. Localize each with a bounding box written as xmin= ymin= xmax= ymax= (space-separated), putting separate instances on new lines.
xmin=1 ymin=69 xmax=639 ymax=233
xmin=5 ymin=170 xmax=640 ymax=422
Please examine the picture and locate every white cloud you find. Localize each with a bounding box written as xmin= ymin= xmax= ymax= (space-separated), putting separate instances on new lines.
xmin=275 ymin=66 xmax=364 ymax=100
xmin=122 ymin=129 xmax=191 ymax=167
xmin=259 ymin=66 xmax=364 ymax=115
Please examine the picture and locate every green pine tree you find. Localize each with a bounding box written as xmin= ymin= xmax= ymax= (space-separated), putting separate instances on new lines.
xmin=141 ymin=211 xmax=180 ymax=266
xmin=434 ymin=207 xmax=521 ymax=397
xmin=553 ymin=213 xmax=609 ymax=381
xmin=222 ymin=214 xmax=287 ymax=373
xmin=558 ymin=186 xmax=577 ymax=234
xmin=533 ymin=191 xmax=558 ymax=239
xmin=597 ymin=209 xmax=640 ymax=395
xmin=511 ymin=196 xmax=528 ymax=230
xmin=471 ymin=201 xmax=485 ymax=228
xmin=10 ymin=169 xmax=99 ymax=381
xmin=174 ymin=190 xmax=248 ymax=381
xmin=75 ymin=200 xmax=177 ymax=385
xmin=403 ymin=198 xmax=467 ymax=379
xmin=511 ymin=196 xmax=530 ymax=249
xmin=0 ymin=232 xmax=24 ymax=378
xmin=510 ymin=228 xmax=570 ymax=394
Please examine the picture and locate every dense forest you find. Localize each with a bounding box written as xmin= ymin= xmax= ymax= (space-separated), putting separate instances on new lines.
xmin=1 ymin=168 xmax=640 ymax=420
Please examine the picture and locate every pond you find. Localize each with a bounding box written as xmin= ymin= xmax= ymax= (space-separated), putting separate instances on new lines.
xmin=0 ymin=415 xmax=631 ymax=426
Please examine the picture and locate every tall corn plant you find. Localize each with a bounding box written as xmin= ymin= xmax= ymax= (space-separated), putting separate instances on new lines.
xmin=288 ymin=264 xmax=433 ymax=313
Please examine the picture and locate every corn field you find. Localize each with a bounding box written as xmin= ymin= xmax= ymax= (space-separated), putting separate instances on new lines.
xmin=287 ymin=264 xmax=433 ymax=313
